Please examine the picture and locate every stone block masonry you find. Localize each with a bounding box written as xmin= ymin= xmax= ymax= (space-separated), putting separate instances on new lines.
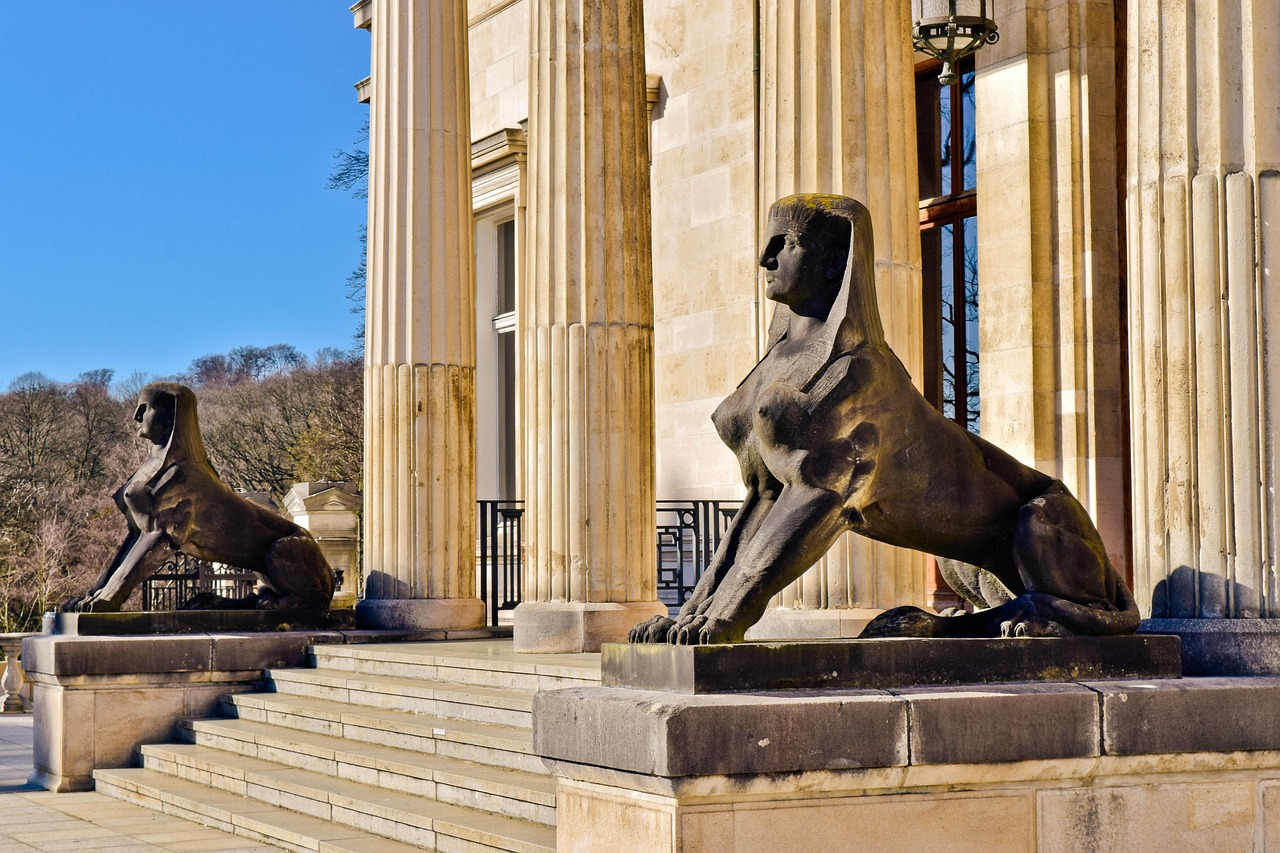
xmin=536 ymin=638 xmax=1280 ymax=852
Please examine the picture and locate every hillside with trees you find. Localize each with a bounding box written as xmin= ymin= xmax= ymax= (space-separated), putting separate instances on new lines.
xmin=0 ymin=346 xmax=362 ymax=631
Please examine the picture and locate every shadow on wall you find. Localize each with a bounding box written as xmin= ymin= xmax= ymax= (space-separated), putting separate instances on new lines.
xmin=364 ymin=572 xmax=411 ymax=599
xmin=1150 ymin=565 xmax=1260 ymax=619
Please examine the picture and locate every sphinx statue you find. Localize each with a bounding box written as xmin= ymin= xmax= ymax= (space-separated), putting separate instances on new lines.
xmin=630 ymin=194 xmax=1139 ymax=645
xmin=61 ymin=382 xmax=334 ymax=613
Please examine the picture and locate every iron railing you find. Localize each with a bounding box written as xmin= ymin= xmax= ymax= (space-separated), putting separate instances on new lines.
xmin=475 ymin=499 xmax=742 ymax=626
xmin=655 ymin=499 xmax=742 ymax=610
xmin=476 ymin=500 xmax=525 ymax=627
xmin=141 ymin=554 xmax=258 ymax=611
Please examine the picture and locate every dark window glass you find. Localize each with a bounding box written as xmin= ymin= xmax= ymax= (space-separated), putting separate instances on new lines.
xmin=961 ymin=214 xmax=979 ymax=431
xmin=961 ymin=69 xmax=977 ymax=191
xmin=918 ymin=56 xmax=979 ymax=433
xmin=939 ymin=82 xmax=953 ymax=197
xmin=497 ymin=219 xmax=516 ymax=316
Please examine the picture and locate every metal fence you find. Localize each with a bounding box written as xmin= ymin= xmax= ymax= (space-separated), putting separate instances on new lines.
xmin=655 ymin=499 xmax=742 ymax=610
xmin=141 ymin=554 xmax=258 ymax=611
xmin=475 ymin=499 xmax=742 ymax=626
xmin=476 ymin=500 xmax=525 ymax=627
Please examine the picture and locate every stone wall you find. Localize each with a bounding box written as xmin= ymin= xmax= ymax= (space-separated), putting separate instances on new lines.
xmin=646 ymin=0 xmax=760 ymax=501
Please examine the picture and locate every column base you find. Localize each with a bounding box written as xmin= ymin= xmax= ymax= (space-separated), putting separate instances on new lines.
xmin=1139 ymin=617 xmax=1280 ymax=675
xmin=513 ymin=601 xmax=668 ymax=654
xmin=356 ymin=598 xmax=485 ymax=631
xmin=744 ymin=607 xmax=883 ymax=640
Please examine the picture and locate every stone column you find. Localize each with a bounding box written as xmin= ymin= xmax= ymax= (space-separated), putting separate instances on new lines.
xmin=747 ymin=0 xmax=927 ymax=639
xmin=1128 ymin=0 xmax=1280 ymax=671
xmin=357 ymin=0 xmax=484 ymax=630
xmin=512 ymin=0 xmax=667 ymax=653
xmin=973 ymin=0 xmax=1127 ymax=571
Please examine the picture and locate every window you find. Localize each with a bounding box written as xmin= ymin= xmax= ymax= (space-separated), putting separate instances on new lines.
xmin=494 ymin=218 xmax=518 ymax=502
xmin=917 ymin=56 xmax=979 ymax=433
xmin=474 ymin=213 xmax=520 ymax=502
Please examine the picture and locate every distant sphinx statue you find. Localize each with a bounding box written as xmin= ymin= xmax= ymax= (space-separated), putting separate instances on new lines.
xmin=61 ymin=382 xmax=334 ymax=613
xmin=630 ymin=194 xmax=1139 ymax=645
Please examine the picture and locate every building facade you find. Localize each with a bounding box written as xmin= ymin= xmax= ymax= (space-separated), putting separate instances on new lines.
xmin=350 ymin=0 xmax=1280 ymax=652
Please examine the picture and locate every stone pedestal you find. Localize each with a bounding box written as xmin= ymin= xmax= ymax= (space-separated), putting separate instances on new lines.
xmin=750 ymin=0 xmax=926 ymax=634
xmin=1141 ymin=618 xmax=1280 ymax=676
xmin=534 ymin=640 xmax=1280 ymax=852
xmin=513 ymin=0 xmax=665 ymax=652
xmin=1126 ymin=0 xmax=1280 ymax=667
xmin=24 ymin=631 xmax=329 ymax=792
xmin=358 ymin=0 xmax=483 ymax=632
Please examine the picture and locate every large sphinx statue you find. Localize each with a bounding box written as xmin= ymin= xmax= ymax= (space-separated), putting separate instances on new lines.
xmin=62 ymin=382 xmax=334 ymax=613
xmin=630 ymin=194 xmax=1139 ymax=645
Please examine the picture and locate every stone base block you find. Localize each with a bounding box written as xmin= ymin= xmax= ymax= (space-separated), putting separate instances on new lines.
xmin=47 ymin=609 xmax=356 ymax=636
xmin=603 ymin=635 xmax=1182 ymax=693
xmin=356 ymin=597 xmax=485 ymax=631
xmin=1140 ymin=617 xmax=1280 ymax=675
xmin=23 ymin=631 xmax=334 ymax=792
xmin=537 ymin=675 xmax=1280 ymax=852
xmin=554 ymin=762 xmax=1280 ymax=853
xmin=744 ymin=607 xmax=882 ymax=640
xmin=513 ymin=601 xmax=668 ymax=653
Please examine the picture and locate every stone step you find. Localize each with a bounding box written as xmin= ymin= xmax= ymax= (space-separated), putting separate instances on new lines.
xmin=166 ymin=722 xmax=555 ymax=824
xmin=309 ymin=641 xmax=601 ymax=692
xmin=212 ymin=694 xmax=545 ymax=774
xmin=95 ymin=764 xmax=556 ymax=853
xmin=92 ymin=766 xmax=427 ymax=853
xmin=265 ymin=667 xmax=534 ymax=728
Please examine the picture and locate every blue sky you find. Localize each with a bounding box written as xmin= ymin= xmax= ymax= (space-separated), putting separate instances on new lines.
xmin=0 ymin=3 xmax=370 ymax=390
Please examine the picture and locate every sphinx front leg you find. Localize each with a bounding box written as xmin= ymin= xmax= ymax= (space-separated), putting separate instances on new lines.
xmin=628 ymin=490 xmax=769 ymax=643
xmin=672 ymin=484 xmax=846 ymax=645
xmin=69 ymin=531 xmax=174 ymax=612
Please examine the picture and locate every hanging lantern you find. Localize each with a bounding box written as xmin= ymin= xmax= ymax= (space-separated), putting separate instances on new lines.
xmin=912 ymin=0 xmax=999 ymax=86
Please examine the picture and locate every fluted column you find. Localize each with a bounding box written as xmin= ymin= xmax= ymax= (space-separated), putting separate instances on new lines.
xmin=511 ymin=0 xmax=666 ymax=652
xmin=357 ymin=0 xmax=484 ymax=630
xmin=748 ymin=0 xmax=927 ymax=639
xmin=971 ymin=0 xmax=1128 ymax=574
xmin=1129 ymin=0 xmax=1280 ymax=655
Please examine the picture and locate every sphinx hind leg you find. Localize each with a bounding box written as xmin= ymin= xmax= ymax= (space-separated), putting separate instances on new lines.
xmin=257 ymin=534 xmax=334 ymax=611
xmin=1010 ymin=483 xmax=1139 ymax=635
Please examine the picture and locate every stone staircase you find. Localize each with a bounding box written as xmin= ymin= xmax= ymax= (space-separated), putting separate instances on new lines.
xmin=92 ymin=639 xmax=602 ymax=853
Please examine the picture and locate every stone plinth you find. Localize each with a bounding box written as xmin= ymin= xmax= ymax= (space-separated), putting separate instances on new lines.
xmin=601 ymin=636 xmax=1182 ymax=694
xmin=22 ymin=623 xmax=501 ymax=792
xmin=1141 ymin=618 xmax=1280 ymax=676
xmin=535 ymin=668 xmax=1280 ymax=853
xmin=47 ymin=610 xmax=356 ymax=636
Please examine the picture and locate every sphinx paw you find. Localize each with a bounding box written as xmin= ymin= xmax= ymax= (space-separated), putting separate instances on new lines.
xmin=999 ymin=615 xmax=1069 ymax=638
xmin=628 ymin=615 xmax=675 ymax=643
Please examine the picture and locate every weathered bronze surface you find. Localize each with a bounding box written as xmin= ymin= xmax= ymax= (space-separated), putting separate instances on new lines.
xmin=629 ymin=194 xmax=1139 ymax=644
xmin=61 ymin=383 xmax=334 ymax=613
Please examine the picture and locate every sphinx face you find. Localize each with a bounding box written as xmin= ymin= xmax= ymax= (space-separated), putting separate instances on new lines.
xmin=759 ymin=226 xmax=842 ymax=313
xmin=135 ymin=393 xmax=176 ymax=446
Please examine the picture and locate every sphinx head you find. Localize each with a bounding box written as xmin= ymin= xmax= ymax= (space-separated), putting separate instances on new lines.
xmin=759 ymin=195 xmax=855 ymax=316
xmin=135 ymin=385 xmax=177 ymax=446
xmin=134 ymin=382 xmax=209 ymax=467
